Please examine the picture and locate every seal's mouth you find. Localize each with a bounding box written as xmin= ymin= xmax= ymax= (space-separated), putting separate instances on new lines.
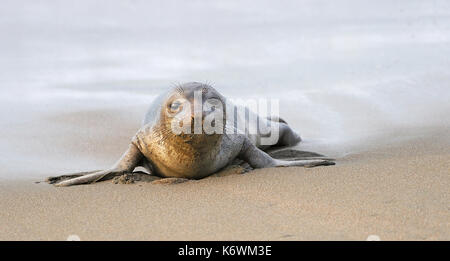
xmin=176 ymin=132 xmax=222 ymax=151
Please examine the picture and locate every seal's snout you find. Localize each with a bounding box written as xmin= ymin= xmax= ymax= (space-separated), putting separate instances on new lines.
xmin=188 ymin=112 xmax=208 ymax=135
xmin=190 ymin=110 xmax=207 ymax=123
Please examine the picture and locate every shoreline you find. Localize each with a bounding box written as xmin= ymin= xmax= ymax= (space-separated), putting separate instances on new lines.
xmin=1 ymin=132 xmax=448 ymax=240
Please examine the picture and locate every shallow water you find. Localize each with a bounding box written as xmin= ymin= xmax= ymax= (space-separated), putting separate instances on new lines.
xmin=1 ymin=0 xmax=449 ymax=179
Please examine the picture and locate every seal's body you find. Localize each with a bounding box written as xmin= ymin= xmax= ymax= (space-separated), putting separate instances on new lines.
xmin=50 ymin=82 xmax=333 ymax=186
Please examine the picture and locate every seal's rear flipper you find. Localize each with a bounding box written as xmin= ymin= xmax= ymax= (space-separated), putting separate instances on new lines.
xmin=239 ymin=138 xmax=335 ymax=169
xmin=266 ymin=116 xmax=288 ymax=124
xmin=268 ymin=148 xmax=325 ymax=159
xmin=267 ymin=148 xmax=334 ymax=161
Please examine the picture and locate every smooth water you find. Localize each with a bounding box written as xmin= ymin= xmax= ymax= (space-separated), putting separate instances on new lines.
xmin=1 ymin=0 xmax=449 ymax=178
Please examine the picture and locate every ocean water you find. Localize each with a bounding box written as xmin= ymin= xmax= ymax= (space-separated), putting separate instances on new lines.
xmin=1 ymin=0 xmax=449 ymax=179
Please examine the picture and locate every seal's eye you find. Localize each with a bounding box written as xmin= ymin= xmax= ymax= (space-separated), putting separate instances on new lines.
xmin=204 ymin=98 xmax=221 ymax=113
xmin=205 ymin=106 xmax=215 ymax=113
xmin=170 ymin=101 xmax=181 ymax=112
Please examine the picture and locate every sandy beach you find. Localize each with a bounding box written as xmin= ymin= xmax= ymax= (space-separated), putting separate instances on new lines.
xmin=0 ymin=108 xmax=448 ymax=240
xmin=1 ymin=0 xmax=449 ymax=241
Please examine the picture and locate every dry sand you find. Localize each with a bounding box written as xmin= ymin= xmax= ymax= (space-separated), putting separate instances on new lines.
xmin=0 ymin=108 xmax=449 ymax=241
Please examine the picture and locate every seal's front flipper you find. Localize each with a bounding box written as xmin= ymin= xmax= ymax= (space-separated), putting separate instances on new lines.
xmin=49 ymin=143 xmax=144 ymax=187
xmin=53 ymin=169 xmax=124 ymax=186
xmin=46 ymin=170 xmax=101 ymax=184
xmin=239 ymin=138 xmax=335 ymax=169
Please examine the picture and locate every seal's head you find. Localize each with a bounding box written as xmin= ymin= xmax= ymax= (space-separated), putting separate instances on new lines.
xmin=159 ymin=82 xmax=227 ymax=147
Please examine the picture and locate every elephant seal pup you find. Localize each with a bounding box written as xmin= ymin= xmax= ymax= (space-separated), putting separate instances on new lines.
xmin=49 ymin=82 xmax=334 ymax=186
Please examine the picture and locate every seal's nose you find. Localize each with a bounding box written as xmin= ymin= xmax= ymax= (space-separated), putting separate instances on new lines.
xmin=188 ymin=109 xmax=206 ymax=134
xmin=190 ymin=110 xmax=206 ymax=123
